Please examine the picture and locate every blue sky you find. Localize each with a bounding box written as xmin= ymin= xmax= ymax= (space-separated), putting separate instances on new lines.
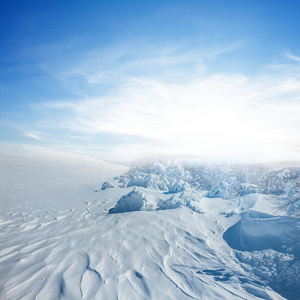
xmin=1 ymin=0 xmax=300 ymax=163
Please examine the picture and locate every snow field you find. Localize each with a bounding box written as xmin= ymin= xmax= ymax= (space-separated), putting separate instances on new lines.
xmin=0 ymin=147 xmax=299 ymax=299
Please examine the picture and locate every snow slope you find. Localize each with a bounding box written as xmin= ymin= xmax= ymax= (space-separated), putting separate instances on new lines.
xmin=0 ymin=147 xmax=299 ymax=299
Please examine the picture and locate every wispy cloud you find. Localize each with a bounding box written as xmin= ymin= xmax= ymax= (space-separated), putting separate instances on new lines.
xmin=287 ymin=52 xmax=300 ymax=63
xmin=38 ymin=39 xmax=245 ymax=94
xmin=23 ymin=131 xmax=44 ymax=141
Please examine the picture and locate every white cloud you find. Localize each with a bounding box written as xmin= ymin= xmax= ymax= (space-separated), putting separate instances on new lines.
xmin=28 ymin=42 xmax=300 ymax=163
xmin=35 ymin=70 xmax=300 ymax=163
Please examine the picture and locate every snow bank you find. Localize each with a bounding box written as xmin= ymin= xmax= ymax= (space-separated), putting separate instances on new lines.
xmin=224 ymin=211 xmax=300 ymax=256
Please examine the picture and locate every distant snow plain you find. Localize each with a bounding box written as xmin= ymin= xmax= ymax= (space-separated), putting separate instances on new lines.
xmin=0 ymin=145 xmax=299 ymax=300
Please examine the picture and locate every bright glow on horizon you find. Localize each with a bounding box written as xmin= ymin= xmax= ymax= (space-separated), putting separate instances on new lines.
xmin=32 ymin=67 xmax=300 ymax=163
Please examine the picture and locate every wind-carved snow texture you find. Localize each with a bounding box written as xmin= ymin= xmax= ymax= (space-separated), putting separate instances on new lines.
xmin=1 ymin=150 xmax=300 ymax=300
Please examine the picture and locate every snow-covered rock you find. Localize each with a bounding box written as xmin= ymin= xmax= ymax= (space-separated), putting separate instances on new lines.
xmin=108 ymin=188 xmax=154 ymax=213
xmin=101 ymin=181 xmax=116 ymax=190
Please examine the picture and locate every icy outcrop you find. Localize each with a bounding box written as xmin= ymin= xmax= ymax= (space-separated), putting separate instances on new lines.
xmin=108 ymin=188 xmax=154 ymax=214
xmin=101 ymin=181 xmax=116 ymax=190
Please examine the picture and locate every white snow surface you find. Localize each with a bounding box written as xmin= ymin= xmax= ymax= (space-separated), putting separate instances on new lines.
xmin=0 ymin=147 xmax=299 ymax=299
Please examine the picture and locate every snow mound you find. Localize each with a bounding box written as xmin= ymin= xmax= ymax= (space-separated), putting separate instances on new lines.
xmin=101 ymin=181 xmax=116 ymax=190
xmin=108 ymin=188 xmax=154 ymax=214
